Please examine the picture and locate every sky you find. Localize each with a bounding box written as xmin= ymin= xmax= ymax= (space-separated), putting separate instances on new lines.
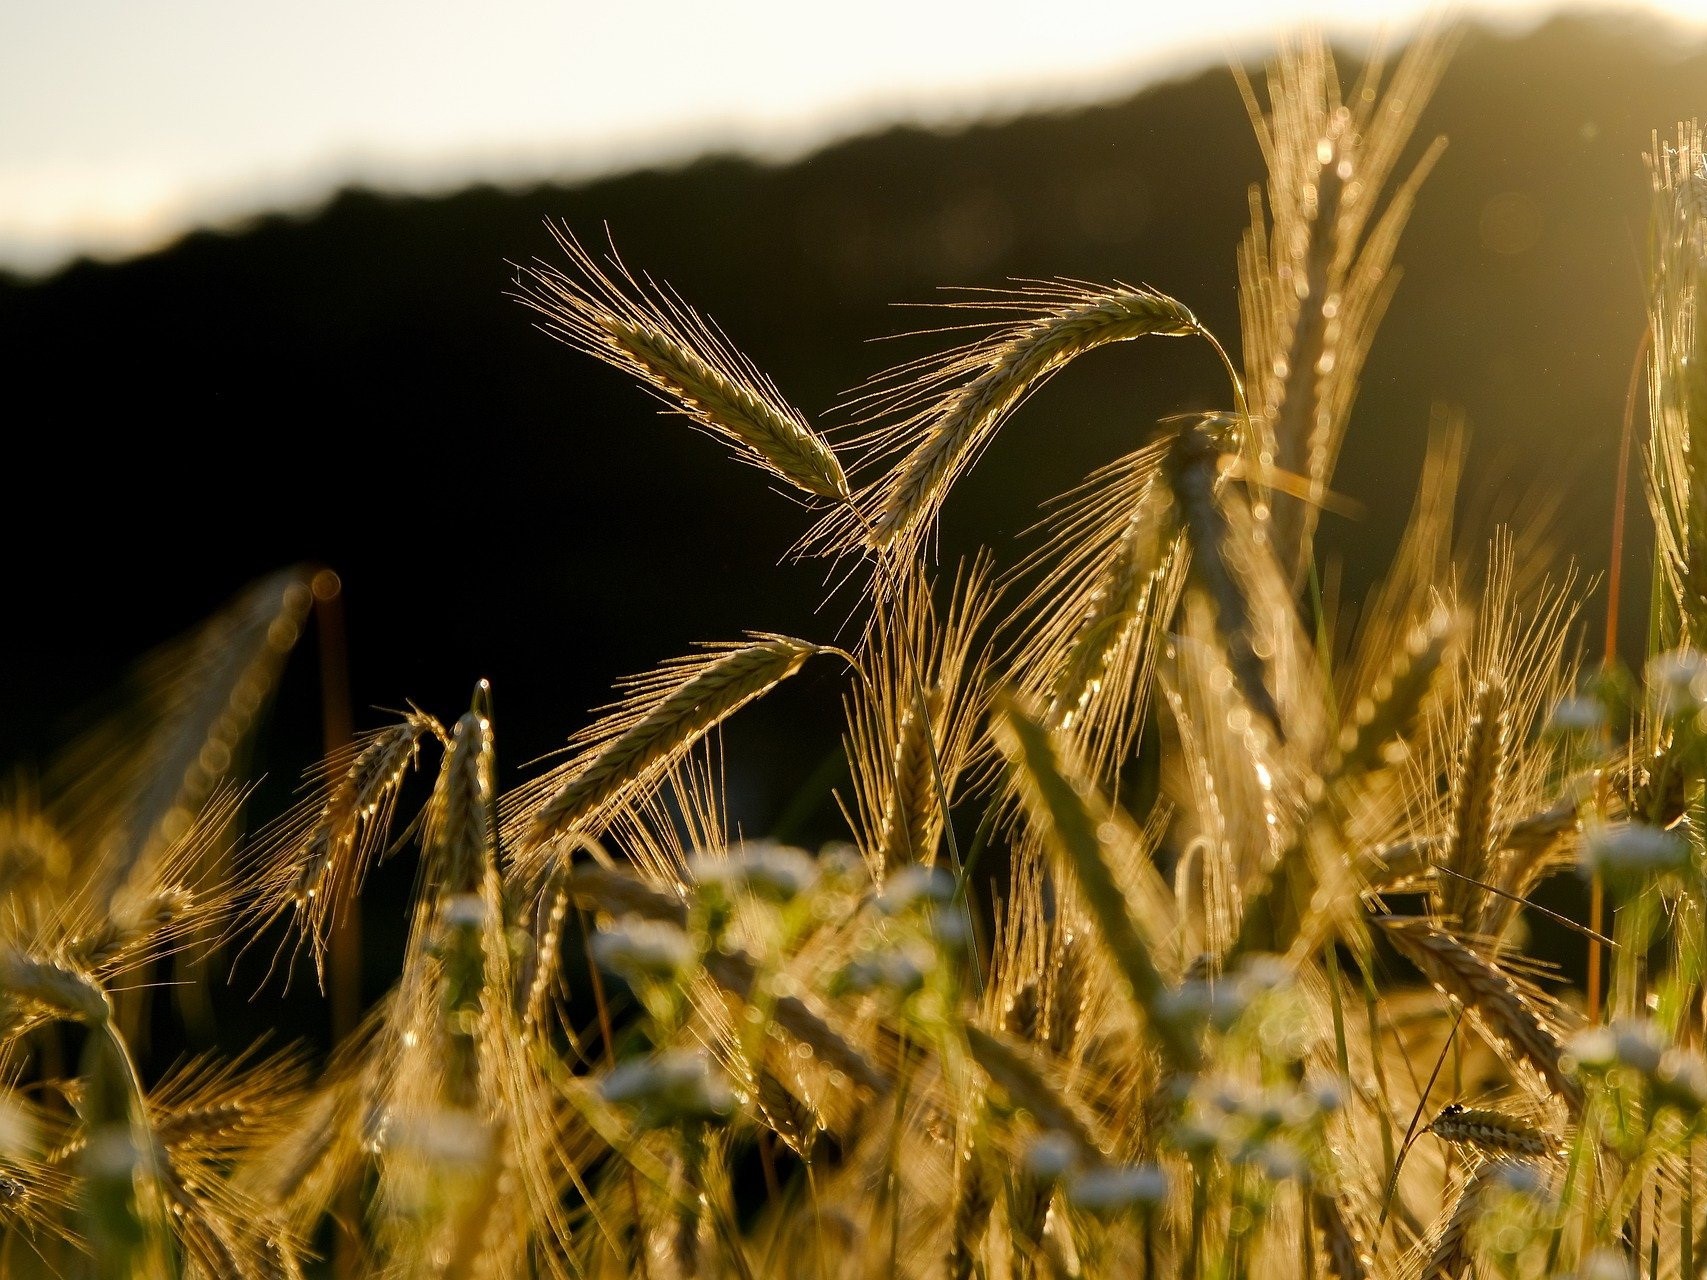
xmin=2 ymin=1 xmax=1703 ymax=277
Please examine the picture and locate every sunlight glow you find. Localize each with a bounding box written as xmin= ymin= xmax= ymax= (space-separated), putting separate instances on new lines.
xmin=0 ymin=0 xmax=1701 ymax=275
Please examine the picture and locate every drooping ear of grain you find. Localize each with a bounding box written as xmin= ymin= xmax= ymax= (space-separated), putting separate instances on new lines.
xmin=816 ymin=283 xmax=1203 ymax=564
xmin=1379 ymin=917 xmax=1582 ymax=1111
xmin=513 ymin=224 xmax=850 ymax=503
xmin=0 ymin=949 xmax=112 ymax=1033
xmin=872 ymin=288 xmax=1198 ymax=554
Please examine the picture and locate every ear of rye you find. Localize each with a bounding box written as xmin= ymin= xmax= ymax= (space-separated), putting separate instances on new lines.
xmin=963 ymin=1024 xmax=1098 ymax=1154
xmin=1380 ymin=917 xmax=1582 ymax=1111
xmin=992 ymin=694 xmax=1200 ymax=1071
xmin=1438 ymin=677 xmax=1509 ymax=925
xmin=517 ymin=636 xmax=824 ymax=860
xmin=850 ymin=284 xmax=1200 ymax=560
xmin=513 ymin=224 xmax=849 ymax=502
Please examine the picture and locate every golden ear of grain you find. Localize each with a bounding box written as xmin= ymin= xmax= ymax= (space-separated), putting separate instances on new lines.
xmin=843 ymin=561 xmax=995 ymax=879
xmin=1358 ymin=835 xmax=1439 ymax=893
xmin=871 ymin=287 xmax=1199 ymax=553
xmin=1331 ymin=607 xmax=1457 ymax=779
xmin=427 ymin=705 xmax=498 ymax=897
xmin=1420 ymin=1161 xmax=1508 ymax=1280
xmin=72 ymin=885 xmax=196 ymax=974
xmin=513 ymin=224 xmax=849 ymax=502
xmin=997 ymin=438 xmax=1185 ymax=800
xmin=1485 ymin=792 xmax=1583 ymax=933
xmin=518 ymin=863 xmax=572 ymax=1040
xmin=0 ymin=788 xmax=73 ymax=911
xmin=874 ymin=683 xmax=946 ymax=872
xmin=1426 ymin=1105 xmax=1559 ymax=1159
xmin=381 ymin=697 xmax=578 ymax=1276
xmin=245 ymin=711 xmax=439 ymax=977
xmin=1165 ymin=417 xmax=1285 ymax=740
xmin=49 ymin=567 xmax=314 ymax=896
xmin=1044 ymin=505 xmax=1169 ymax=732
xmin=1437 ymin=677 xmax=1509 ymax=924
xmin=424 ymin=705 xmax=502 ymax=1111
xmin=811 ymin=282 xmax=1202 ymax=564
xmin=991 ymin=694 xmax=1201 ymax=1072
xmin=948 ymin=1131 xmax=996 ymax=1280
xmin=1644 ymin=122 xmax=1707 ymax=636
xmin=513 ymin=635 xmax=826 ymax=863
xmin=1379 ymin=917 xmax=1583 ymax=1112
xmin=1239 ymin=30 xmax=1450 ymax=583
xmin=1046 ymin=929 xmax=1091 ymax=1058
xmin=234 ymin=1013 xmax=385 ymax=1236
xmin=962 ymin=1025 xmax=1098 ymax=1155
xmin=0 ymin=950 xmax=112 ymax=1029
xmin=150 ymin=1048 xmax=310 ymax=1162
xmin=144 ymin=1057 xmax=314 ymax=1280
xmin=1311 ymin=1186 xmax=1370 ymax=1280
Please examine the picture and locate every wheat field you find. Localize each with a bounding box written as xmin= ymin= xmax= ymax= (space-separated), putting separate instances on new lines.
xmin=3 ymin=28 xmax=1706 ymax=1280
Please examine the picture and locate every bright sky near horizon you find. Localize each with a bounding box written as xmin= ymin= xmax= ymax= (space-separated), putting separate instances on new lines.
xmin=1 ymin=1 xmax=1701 ymax=276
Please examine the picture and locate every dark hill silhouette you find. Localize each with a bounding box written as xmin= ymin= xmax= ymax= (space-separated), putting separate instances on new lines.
xmin=3 ymin=11 xmax=1703 ymax=834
